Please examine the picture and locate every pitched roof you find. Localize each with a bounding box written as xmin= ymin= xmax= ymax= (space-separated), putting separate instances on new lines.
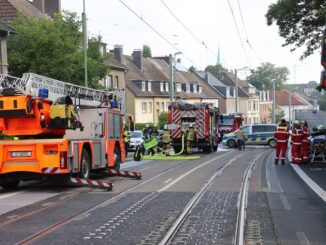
xmin=105 ymin=58 xmax=128 ymax=71
xmin=0 ymin=0 xmax=45 ymax=23
xmin=124 ymin=56 xmax=222 ymax=99
xmin=270 ymin=90 xmax=311 ymax=106
xmin=0 ymin=20 xmax=16 ymax=35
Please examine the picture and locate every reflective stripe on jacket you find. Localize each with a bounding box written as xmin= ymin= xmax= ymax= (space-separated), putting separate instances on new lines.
xmin=274 ymin=126 xmax=289 ymax=142
xmin=291 ymin=128 xmax=303 ymax=144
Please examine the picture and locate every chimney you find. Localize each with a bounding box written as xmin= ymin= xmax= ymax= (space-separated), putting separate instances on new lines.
xmin=132 ymin=50 xmax=143 ymax=71
xmin=33 ymin=0 xmax=61 ymax=18
xmin=204 ymin=73 xmax=209 ymax=82
xmin=111 ymin=45 xmax=123 ymax=63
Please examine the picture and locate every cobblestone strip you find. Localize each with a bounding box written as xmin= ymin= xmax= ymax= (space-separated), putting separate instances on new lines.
xmin=83 ymin=192 xmax=159 ymax=240
xmin=171 ymin=191 xmax=238 ymax=244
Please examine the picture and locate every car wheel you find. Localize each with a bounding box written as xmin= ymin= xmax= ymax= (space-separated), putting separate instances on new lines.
xmin=268 ymin=139 xmax=276 ymax=148
xmin=80 ymin=148 xmax=91 ymax=179
xmin=227 ymin=140 xmax=236 ymax=148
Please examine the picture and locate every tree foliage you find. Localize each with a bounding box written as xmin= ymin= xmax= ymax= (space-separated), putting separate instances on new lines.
xmin=188 ymin=65 xmax=196 ymax=72
xmin=143 ymin=44 xmax=152 ymax=58
xmin=8 ymin=12 xmax=108 ymax=88
xmin=246 ymin=63 xmax=289 ymax=90
xmin=266 ymin=0 xmax=326 ymax=59
xmin=204 ymin=64 xmax=228 ymax=77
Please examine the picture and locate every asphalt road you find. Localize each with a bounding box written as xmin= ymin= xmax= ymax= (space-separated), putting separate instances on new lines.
xmin=0 ymin=145 xmax=325 ymax=244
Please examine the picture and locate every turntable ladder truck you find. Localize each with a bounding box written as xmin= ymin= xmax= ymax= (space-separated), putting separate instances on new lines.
xmin=0 ymin=73 xmax=140 ymax=190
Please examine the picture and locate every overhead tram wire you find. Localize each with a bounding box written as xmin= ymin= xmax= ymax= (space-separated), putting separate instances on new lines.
xmin=118 ymin=0 xmax=198 ymax=67
xmin=235 ymin=0 xmax=262 ymax=63
xmin=226 ymin=0 xmax=251 ymax=68
xmin=160 ymin=0 xmax=217 ymax=58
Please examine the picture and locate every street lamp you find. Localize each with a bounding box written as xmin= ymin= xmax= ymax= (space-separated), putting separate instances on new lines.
xmin=169 ymin=51 xmax=182 ymax=102
xmin=82 ymin=0 xmax=88 ymax=87
xmin=272 ymin=79 xmax=276 ymax=123
xmin=234 ymin=66 xmax=248 ymax=113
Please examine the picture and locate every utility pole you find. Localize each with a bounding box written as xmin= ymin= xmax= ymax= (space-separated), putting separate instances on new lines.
xmin=235 ymin=70 xmax=238 ymax=113
xmin=273 ymin=80 xmax=276 ymax=123
xmin=169 ymin=54 xmax=173 ymax=102
xmin=82 ymin=0 xmax=88 ymax=87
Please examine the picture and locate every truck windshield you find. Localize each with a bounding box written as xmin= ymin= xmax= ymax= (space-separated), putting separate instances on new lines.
xmin=218 ymin=116 xmax=234 ymax=126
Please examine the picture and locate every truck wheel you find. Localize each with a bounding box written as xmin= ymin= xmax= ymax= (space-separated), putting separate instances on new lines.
xmin=173 ymin=146 xmax=182 ymax=153
xmin=0 ymin=181 xmax=20 ymax=190
xmin=268 ymin=139 xmax=276 ymax=148
xmin=227 ymin=140 xmax=236 ymax=148
xmin=114 ymin=147 xmax=121 ymax=170
xmin=203 ymin=146 xmax=212 ymax=153
xmin=80 ymin=149 xmax=91 ymax=179
xmin=212 ymin=145 xmax=218 ymax=151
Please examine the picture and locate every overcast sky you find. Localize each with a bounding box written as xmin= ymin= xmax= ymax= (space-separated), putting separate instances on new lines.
xmin=61 ymin=0 xmax=322 ymax=84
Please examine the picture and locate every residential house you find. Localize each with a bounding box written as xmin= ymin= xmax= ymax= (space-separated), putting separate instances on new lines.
xmin=259 ymin=90 xmax=273 ymax=123
xmin=0 ymin=21 xmax=15 ymax=74
xmin=271 ymin=90 xmax=313 ymax=122
xmin=123 ymin=50 xmax=222 ymax=125
xmin=0 ymin=0 xmax=60 ymax=22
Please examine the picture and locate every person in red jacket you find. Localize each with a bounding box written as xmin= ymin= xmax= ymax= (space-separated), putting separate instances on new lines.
xmin=291 ymin=120 xmax=303 ymax=164
xmin=274 ymin=119 xmax=289 ymax=165
xmin=301 ymin=120 xmax=310 ymax=163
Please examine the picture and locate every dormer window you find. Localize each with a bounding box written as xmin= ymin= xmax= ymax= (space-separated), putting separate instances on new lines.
xmin=186 ymin=84 xmax=190 ymax=93
xmin=193 ymin=84 xmax=197 ymax=93
xmin=176 ymin=83 xmax=182 ymax=92
xmin=198 ymin=86 xmax=202 ymax=93
xmin=165 ymin=82 xmax=169 ymax=92
xmin=148 ymin=82 xmax=151 ymax=92
xmin=141 ymin=81 xmax=145 ymax=91
xmin=160 ymin=82 xmax=164 ymax=92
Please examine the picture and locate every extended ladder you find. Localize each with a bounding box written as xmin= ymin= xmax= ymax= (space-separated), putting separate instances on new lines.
xmin=0 ymin=73 xmax=126 ymax=113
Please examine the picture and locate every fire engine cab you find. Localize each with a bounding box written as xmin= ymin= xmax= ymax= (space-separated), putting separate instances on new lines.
xmin=168 ymin=102 xmax=219 ymax=152
xmin=0 ymin=73 xmax=125 ymax=189
xmin=217 ymin=113 xmax=244 ymax=141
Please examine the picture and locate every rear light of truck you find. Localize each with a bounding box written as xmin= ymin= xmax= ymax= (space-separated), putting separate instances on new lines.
xmin=60 ymin=151 xmax=67 ymax=169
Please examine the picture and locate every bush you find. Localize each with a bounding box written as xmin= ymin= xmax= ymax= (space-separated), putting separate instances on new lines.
xmin=135 ymin=123 xmax=154 ymax=130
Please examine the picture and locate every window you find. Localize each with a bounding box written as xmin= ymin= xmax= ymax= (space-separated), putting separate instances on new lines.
xmin=148 ymin=102 xmax=152 ymax=113
xmin=148 ymin=82 xmax=151 ymax=92
xmin=161 ymin=102 xmax=164 ymax=111
xmin=141 ymin=82 xmax=145 ymax=92
xmin=198 ymin=86 xmax=202 ymax=93
xmin=165 ymin=82 xmax=169 ymax=92
xmin=114 ymin=76 xmax=119 ymax=88
xmin=160 ymin=82 xmax=164 ymax=92
xmin=193 ymin=84 xmax=197 ymax=93
xmin=141 ymin=102 xmax=147 ymax=112
xmin=105 ymin=75 xmax=112 ymax=89
xmin=176 ymin=83 xmax=182 ymax=92
xmin=186 ymin=84 xmax=190 ymax=93
xmin=241 ymin=126 xmax=250 ymax=134
xmin=248 ymin=101 xmax=251 ymax=111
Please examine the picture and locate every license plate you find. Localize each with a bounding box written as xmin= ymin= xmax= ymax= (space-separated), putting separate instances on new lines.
xmin=10 ymin=151 xmax=32 ymax=157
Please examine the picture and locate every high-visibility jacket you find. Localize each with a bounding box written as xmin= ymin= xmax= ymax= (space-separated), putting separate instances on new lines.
xmin=291 ymin=128 xmax=303 ymax=145
xmin=162 ymin=130 xmax=171 ymax=143
xmin=302 ymin=126 xmax=310 ymax=143
xmin=274 ymin=125 xmax=289 ymax=143
xmin=123 ymin=130 xmax=130 ymax=143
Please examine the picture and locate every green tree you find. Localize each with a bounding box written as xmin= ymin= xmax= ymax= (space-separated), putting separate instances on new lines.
xmin=157 ymin=112 xmax=168 ymax=129
xmin=8 ymin=12 xmax=108 ymax=88
xmin=246 ymin=63 xmax=289 ymax=90
xmin=188 ymin=65 xmax=196 ymax=72
xmin=270 ymin=105 xmax=285 ymax=123
xmin=266 ymin=0 xmax=326 ymax=59
xmin=143 ymin=44 xmax=152 ymax=58
xmin=204 ymin=64 xmax=228 ymax=77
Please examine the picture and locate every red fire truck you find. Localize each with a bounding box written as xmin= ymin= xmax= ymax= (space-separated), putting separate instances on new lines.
xmin=0 ymin=73 xmax=125 ymax=189
xmin=217 ymin=113 xmax=244 ymax=141
xmin=168 ymin=102 xmax=219 ymax=152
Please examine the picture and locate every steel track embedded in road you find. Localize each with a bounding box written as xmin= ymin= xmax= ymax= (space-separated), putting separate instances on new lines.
xmin=158 ymin=151 xmax=266 ymax=245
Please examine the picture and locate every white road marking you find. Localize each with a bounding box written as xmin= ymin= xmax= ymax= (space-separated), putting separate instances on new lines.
xmin=279 ymin=194 xmax=291 ymax=210
xmin=0 ymin=190 xmax=27 ymax=200
xmin=158 ymin=151 xmax=234 ymax=192
xmin=291 ymin=164 xmax=326 ymax=202
xmin=266 ymin=157 xmax=283 ymax=193
xmin=163 ymin=178 xmax=173 ymax=184
xmin=296 ymin=232 xmax=310 ymax=245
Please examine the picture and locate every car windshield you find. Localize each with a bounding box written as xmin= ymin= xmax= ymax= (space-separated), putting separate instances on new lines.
xmin=130 ymin=131 xmax=142 ymax=138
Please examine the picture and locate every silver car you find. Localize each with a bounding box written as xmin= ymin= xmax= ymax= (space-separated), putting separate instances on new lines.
xmin=128 ymin=131 xmax=144 ymax=151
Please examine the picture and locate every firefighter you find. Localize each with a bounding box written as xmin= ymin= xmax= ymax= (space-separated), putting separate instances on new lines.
xmin=147 ymin=126 xmax=159 ymax=156
xmin=162 ymin=124 xmax=171 ymax=156
xmin=291 ymin=120 xmax=303 ymax=164
xmin=274 ymin=119 xmax=289 ymax=165
xmin=186 ymin=124 xmax=195 ymax=154
xmin=123 ymin=126 xmax=130 ymax=158
xmin=301 ymin=120 xmax=310 ymax=163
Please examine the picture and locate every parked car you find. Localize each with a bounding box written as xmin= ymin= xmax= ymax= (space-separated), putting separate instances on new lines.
xmin=128 ymin=131 xmax=144 ymax=151
xmin=222 ymin=124 xmax=277 ymax=148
